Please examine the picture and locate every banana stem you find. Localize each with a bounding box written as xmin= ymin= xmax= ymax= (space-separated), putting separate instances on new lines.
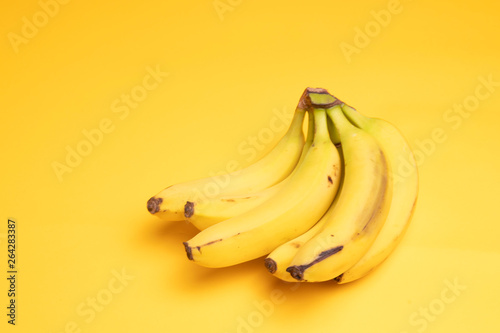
xmin=294 ymin=109 xmax=315 ymax=167
xmin=305 ymin=109 xmax=315 ymax=144
xmin=306 ymin=87 xmax=342 ymax=109
xmin=312 ymin=108 xmax=329 ymax=139
xmin=284 ymin=106 xmax=307 ymax=139
xmin=281 ymin=87 xmax=335 ymax=141
xmin=327 ymin=106 xmax=355 ymax=138
xmin=327 ymin=113 xmax=341 ymax=146
xmin=341 ymin=104 xmax=371 ymax=129
xmin=302 ymin=87 xmax=344 ymax=145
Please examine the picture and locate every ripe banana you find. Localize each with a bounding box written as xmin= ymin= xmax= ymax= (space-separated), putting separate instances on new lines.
xmin=264 ymin=169 xmax=344 ymax=282
xmin=183 ymin=91 xmax=342 ymax=268
xmin=334 ymin=104 xmax=418 ymax=284
xmin=184 ymin=108 xmax=316 ymax=230
xmin=286 ymin=105 xmax=392 ymax=282
xmin=146 ymin=89 xmax=309 ymax=222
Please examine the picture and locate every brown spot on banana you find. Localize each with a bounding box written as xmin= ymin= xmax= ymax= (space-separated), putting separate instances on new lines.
xmin=333 ymin=164 xmax=340 ymax=177
xmin=147 ymin=197 xmax=163 ymax=214
xmin=361 ymin=167 xmax=388 ymax=234
xmin=202 ymin=238 xmax=224 ymax=246
xmin=286 ymin=245 xmax=344 ymax=281
xmin=183 ymin=238 xmax=224 ymax=260
xmin=221 ymin=197 xmax=252 ymax=202
xmin=184 ymin=201 xmax=195 ymax=218
xmin=328 ymin=176 xmax=333 ymax=184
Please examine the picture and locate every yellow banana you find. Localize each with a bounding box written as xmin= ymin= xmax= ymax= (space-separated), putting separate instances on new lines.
xmin=264 ymin=169 xmax=344 ymax=282
xmin=287 ymin=105 xmax=392 ymax=282
xmin=183 ymin=91 xmax=342 ymax=268
xmin=146 ymin=89 xmax=309 ymax=222
xmin=183 ymin=108 xmax=316 ymax=230
xmin=335 ymin=104 xmax=418 ymax=284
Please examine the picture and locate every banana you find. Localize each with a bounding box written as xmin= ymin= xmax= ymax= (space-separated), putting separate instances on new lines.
xmin=286 ymin=105 xmax=392 ymax=282
xmin=183 ymin=90 xmax=342 ymax=268
xmin=334 ymin=104 xmax=418 ymax=284
xmin=184 ymin=108 xmax=316 ymax=230
xmin=146 ymin=90 xmax=309 ymax=222
xmin=264 ymin=168 xmax=344 ymax=282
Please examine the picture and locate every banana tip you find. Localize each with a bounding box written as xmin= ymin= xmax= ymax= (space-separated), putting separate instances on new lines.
xmin=184 ymin=201 xmax=195 ymax=218
xmin=183 ymin=242 xmax=193 ymax=260
xmin=147 ymin=197 xmax=162 ymax=214
xmin=334 ymin=274 xmax=344 ymax=284
xmin=286 ymin=266 xmax=304 ymax=281
xmin=264 ymin=258 xmax=277 ymax=274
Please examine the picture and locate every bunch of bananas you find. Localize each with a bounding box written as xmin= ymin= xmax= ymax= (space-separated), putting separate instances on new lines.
xmin=146 ymin=87 xmax=418 ymax=283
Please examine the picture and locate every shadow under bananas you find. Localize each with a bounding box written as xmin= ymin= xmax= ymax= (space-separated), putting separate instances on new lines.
xmin=135 ymin=216 xmax=199 ymax=250
xmin=175 ymin=257 xmax=272 ymax=295
xmin=255 ymin=270 xmax=377 ymax=319
xmin=134 ymin=215 xmax=373 ymax=310
xmin=133 ymin=216 xmax=264 ymax=292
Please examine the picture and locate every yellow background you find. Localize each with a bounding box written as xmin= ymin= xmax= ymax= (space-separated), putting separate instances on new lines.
xmin=1 ymin=0 xmax=499 ymax=332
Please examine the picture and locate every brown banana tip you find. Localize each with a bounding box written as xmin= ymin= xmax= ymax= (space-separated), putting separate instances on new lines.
xmin=183 ymin=242 xmax=193 ymax=260
xmin=306 ymin=87 xmax=330 ymax=95
xmin=147 ymin=197 xmax=162 ymax=214
xmin=298 ymin=87 xmax=331 ymax=110
xmin=306 ymin=87 xmax=343 ymax=109
xmin=286 ymin=266 xmax=304 ymax=281
xmin=184 ymin=201 xmax=195 ymax=218
xmin=334 ymin=274 xmax=343 ymax=283
xmin=298 ymin=89 xmax=312 ymax=110
xmin=264 ymin=258 xmax=277 ymax=274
